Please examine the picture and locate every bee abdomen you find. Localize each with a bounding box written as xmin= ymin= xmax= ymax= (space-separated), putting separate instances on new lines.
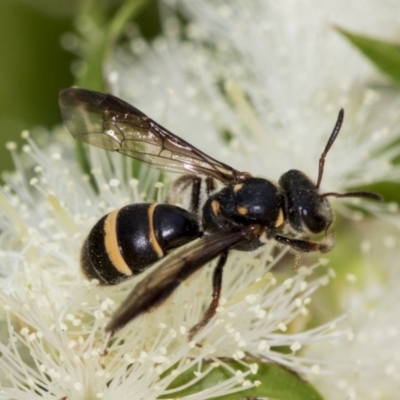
xmin=81 ymin=203 xmax=201 ymax=285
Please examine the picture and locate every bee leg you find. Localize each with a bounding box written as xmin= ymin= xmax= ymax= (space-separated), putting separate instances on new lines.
xmin=275 ymin=234 xmax=332 ymax=253
xmin=188 ymin=251 xmax=228 ymax=341
xmin=166 ymin=175 xmax=202 ymax=214
xmin=205 ymin=176 xmax=216 ymax=195
xmin=188 ymin=176 xmax=202 ymax=214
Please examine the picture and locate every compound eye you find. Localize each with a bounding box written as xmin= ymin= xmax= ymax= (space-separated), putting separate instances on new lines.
xmin=299 ymin=199 xmax=332 ymax=233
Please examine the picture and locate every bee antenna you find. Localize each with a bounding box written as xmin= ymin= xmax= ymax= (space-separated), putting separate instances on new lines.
xmin=321 ymin=191 xmax=383 ymax=201
xmin=315 ymin=108 xmax=345 ymax=190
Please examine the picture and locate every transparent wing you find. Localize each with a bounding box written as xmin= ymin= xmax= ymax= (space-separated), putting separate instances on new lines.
xmin=105 ymin=228 xmax=250 ymax=334
xmin=59 ymin=88 xmax=241 ymax=184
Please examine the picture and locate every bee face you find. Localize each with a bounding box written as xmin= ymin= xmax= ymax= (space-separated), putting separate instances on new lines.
xmin=279 ymin=169 xmax=333 ymax=234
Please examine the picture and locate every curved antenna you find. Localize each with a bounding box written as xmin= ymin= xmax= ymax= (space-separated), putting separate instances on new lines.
xmin=315 ymin=109 xmax=345 ymax=189
xmin=321 ymin=191 xmax=383 ymax=201
xmin=317 ymin=108 xmax=383 ymax=203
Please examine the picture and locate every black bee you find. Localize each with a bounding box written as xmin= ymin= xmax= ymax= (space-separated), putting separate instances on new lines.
xmin=59 ymin=88 xmax=382 ymax=338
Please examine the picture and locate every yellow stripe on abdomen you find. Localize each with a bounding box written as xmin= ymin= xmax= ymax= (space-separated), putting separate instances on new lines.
xmin=104 ymin=209 xmax=133 ymax=276
xmin=148 ymin=203 xmax=164 ymax=258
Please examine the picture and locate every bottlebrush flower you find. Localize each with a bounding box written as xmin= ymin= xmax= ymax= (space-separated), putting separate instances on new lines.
xmin=0 ymin=131 xmax=341 ymax=398
xmin=1 ymin=0 xmax=400 ymax=399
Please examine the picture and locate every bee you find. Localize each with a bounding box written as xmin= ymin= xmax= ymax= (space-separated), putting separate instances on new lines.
xmin=59 ymin=88 xmax=382 ymax=338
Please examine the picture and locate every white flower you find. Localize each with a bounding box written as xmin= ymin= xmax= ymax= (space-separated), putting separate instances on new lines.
xmin=304 ymin=219 xmax=400 ymax=400
xmin=108 ymin=0 xmax=400 ymax=397
xmin=1 ymin=0 xmax=400 ymax=399
xmin=0 ymin=128 xmax=343 ymax=398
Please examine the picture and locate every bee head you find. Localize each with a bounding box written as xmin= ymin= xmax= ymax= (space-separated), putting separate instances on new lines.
xmin=278 ymin=108 xmax=383 ymax=234
xmin=279 ymin=170 xmax=333 ymax=234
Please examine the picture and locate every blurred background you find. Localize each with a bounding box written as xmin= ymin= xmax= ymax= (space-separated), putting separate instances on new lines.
xmin=0 ymin=0 xmax=159 ymax=177
xmin=0 ymin=0 xmax=74 ymax=174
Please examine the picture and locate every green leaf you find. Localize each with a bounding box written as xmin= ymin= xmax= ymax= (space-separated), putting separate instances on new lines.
xmin=337 ymin=27 xmax=400 ymax=85
xmin=159 ymin=360 xmax=323 ymax=400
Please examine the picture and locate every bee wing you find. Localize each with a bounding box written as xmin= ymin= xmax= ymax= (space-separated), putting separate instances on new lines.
xmin=105 ymin=228 xmax=250 ymax=335
xmin=59 ymin=88 xmax=241 ymax=184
